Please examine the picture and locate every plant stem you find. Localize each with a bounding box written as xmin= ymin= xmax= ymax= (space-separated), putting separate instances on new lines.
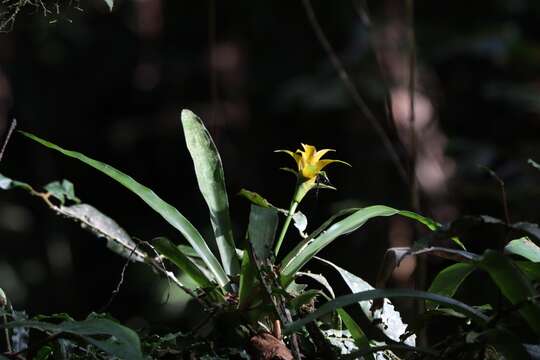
xmin=274 ymin=200 xmax=299 ymax=255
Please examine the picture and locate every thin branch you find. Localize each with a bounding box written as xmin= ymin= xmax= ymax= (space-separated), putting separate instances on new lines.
xmin=480 ymin=166 xmax=511 ymax=226
xmin=301 ymin=0 xmax=408 ymax=184
xmin=0 ymin=119 xmax=16 ymax=163
xmin=351 ymin=0 xmax=400 ymax=138
xmin=208 ymin=0 xmax=218 ymax=126
xmin=98 ymin=244 xmax=140 ymax=312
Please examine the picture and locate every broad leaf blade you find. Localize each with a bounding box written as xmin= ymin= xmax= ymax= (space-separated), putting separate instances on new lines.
xmin=239 ymin=205 xmax=278 ymax=309
xmin=181 ymin=110 xmax=240 ymax=276
xmin=248 ymin=204 xmax=278 ymax=261
xmin=1 ymin=317 xmax=142 ymax=360
xmin=427 ymin=262 xmax=475 ymax=309
xmin=317 ymin=257 xmax=415 ymax=346
xmin=238 ymin=246 xmax=258 ymax=310
xmin=479 ymin=250 xmax=540 ymax=336
xmin=504 ymin=237 xmax=540 ymax=262
xmin=60 ymin=204 xmax=147 ymax=262
xmin=21 ymin=131 xmax=229 ymax=288
xmin=280 ymin=205 xmax=400 ymax=286
xmin=284 ymin=289 xmax=489 ymax=335
xmin=153 ymin=237 xmax=214 ymax=288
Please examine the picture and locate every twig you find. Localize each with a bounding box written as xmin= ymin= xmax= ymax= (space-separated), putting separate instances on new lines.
xmin=0 ymin=119 xmax=16 ymax=163
xmin=301 ymin=0 xmax=408 ymax=184
xmin=480 ymin=166 xmax=511 ymax=226
xmin=98 ymin=244 xmax=140 ymax=312
xmin=351 ymin=0 xmax=401 ymax=144
xmin=405 ymin=0 xmax=419 ymax=211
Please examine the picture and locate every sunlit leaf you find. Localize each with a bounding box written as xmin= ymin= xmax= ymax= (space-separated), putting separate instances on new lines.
xmin=103 ymin=0 xmax=113 ymax=11
xmin=21 ymin=131 xmax=229 ymax=288
xmin=44 ymin=179 xmax=80 ymax=205
xmin=528 ymin=158 xmax=540 ymax=171
xmin=153 ymin=237 xmax=215 ymax=289
xmin=0 ymin=173 xmax=33 ymax=192
xmin=292 ymin=210 xmax=308 ymax=238
xmin=60 ymin=204 xmax=147 ymax=262
xmin=505 ymin=237 xmax=540 ymax=262
xmin=295 ymin=271 xmax=335 ymax=299
xmin=336 ymin=309 xmax=374 ymax=360
xmin=317 ymin=257 xmax=416 ymax=346
xmin=238 ymin=189 xmax=273 ymax=208
xmin=284 ymin=289 xmax=489 ymax=335
xmin=181 ymin=109 xmax=240 ymax=277
xmin=280 ymin=206 xmax=400 ymax=286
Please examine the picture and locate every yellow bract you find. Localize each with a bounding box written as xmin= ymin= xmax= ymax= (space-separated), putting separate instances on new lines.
xmin=277 ymin=143 xmax=349 ymax=182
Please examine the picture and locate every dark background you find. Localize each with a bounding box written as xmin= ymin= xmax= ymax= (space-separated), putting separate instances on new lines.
xmin=0 ymin=0 xmax=539 ymax=332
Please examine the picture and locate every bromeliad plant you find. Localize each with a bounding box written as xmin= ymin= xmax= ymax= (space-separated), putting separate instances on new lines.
xmin=1 ymin=110 xmax=540 ymax=359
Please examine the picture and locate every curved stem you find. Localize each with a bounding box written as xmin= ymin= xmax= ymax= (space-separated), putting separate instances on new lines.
xmin=274 ymin=200 xmax=299 ymax=255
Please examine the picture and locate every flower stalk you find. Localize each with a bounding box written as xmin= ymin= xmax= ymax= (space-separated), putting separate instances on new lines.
xmin=274 ymin=144 xmax=350 ymax=256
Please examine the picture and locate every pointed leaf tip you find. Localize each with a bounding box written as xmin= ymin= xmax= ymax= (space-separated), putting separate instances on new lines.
xmin=104 ymin=0 xmax=113 ymax=11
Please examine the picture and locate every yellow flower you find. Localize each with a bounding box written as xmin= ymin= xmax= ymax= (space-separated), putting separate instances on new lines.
xmin=276 ymin=143 xmax=350 ymax=182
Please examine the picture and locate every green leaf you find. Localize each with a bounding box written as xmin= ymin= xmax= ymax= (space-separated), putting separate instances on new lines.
xmin=1 ymin=317 xmax=143 ymax=360
xmin=60 ymin=204 xmax=147 ymax=262
xmin=181 ymin=109 xmax=240 ymax=277
xmin=289 ymin=289 xmax=323 ymax=310
xmin=238 ymin=189 xmax=274 ymax=208
xmin=238 ymin=246 xmax=258 ymax=310
xmin=295 ymin=272 xmax=335 ymax=299
xmin=239 ymin=205 xmax=278 ymax=309
xmin=248 ymin=205 xmax=278 ymax=261
xmin=478 ymin=250 xmax=540 ymax=336
xmin=280 ymin=205 xmax=400 ymax=286
xmin=44 ymin=179 xmax=80 ymax=205
xmin=0 ymin=173 xmax=33 ymax=192
xmin=35 ymin=345 xmax=53 ymax=360
xmin=317 ymin=257 xmax=415 ymax=346
xmin=505 ymin=237 xmax=540 ymax=262
xmin=515 ymin=261 xmax=540 ymax=281
xmin=153 ymin=237 xmax=214 ymax=289
xmin=284 ymin=289 xmax=489 ymax=335
xmin=336 ymin=309 xmax=374 ymax=360
xmin=399 ymin=210 xmax=465 ymax=249
xmin=427 ymin=263 xmax=475 ymax=309
xmin=20 ymin=131 xmax=229 ymax=288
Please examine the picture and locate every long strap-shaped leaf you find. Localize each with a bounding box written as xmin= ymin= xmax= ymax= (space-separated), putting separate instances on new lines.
xmin=284 ymin=289 xmax=489 ymax=334
xmin=280 ymin=205 xmax=400 ymax=286
xmin=181 ymin=110 xmax=240 ymax=276
xmin=21 ymin=131 xmax=229 ymax=288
